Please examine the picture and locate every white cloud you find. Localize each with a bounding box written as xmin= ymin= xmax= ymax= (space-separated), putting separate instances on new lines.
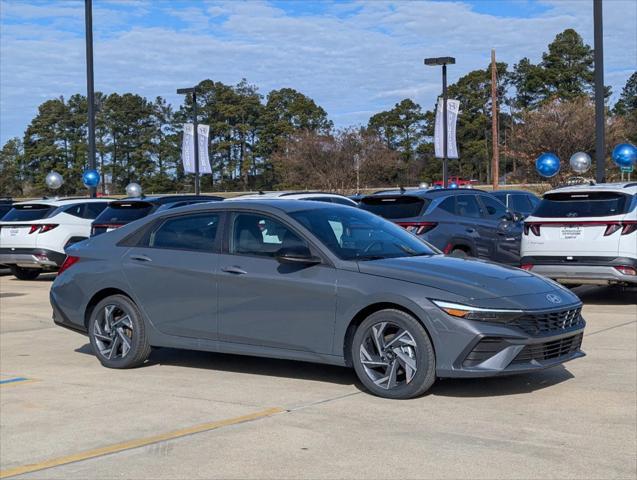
xmin=1 ymin=0 xmax=635 ymax=144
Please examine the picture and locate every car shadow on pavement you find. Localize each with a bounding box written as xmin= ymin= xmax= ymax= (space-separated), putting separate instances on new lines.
xmin=3 ymin=273 xmax=57 ymax=282
xmin=573 ymin=285 xmax=637 ymax=306
xmin=75 ymin=343 xmax=576 ymax=396
xmin=430 ymin=366 xmax=574 ymax=397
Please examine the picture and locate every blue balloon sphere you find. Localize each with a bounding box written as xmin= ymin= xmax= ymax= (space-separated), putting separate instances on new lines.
xmin=82 ymin=169 xmax=101 ymax=188
xmin=612 ymin=143 xmax=637 ymax=168
xmin=535 ymin=153 xmax=560 ymax=178
xmin=449 ymin=182 xmax=458 ymax=189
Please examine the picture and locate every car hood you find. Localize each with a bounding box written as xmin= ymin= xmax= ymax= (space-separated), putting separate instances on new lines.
xmin=357 ymin=255 xmax=559 ymax=300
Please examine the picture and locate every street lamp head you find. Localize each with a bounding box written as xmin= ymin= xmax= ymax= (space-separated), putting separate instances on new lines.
xmin=176 ymin=87 xmax=196 ymax=95
xmin=424 ymin=56 xmax=456 ymax=66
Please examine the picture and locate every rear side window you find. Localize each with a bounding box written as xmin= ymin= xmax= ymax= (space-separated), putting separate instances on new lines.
xmin=150 ymin=213 xmax=220 ymax=251
xmin=84 ymin=202 xmax=108 ymax=219
xmin=360 ymin=196 xmax=429 ymax=219
xmin=535 ymin=192 xmax=631 ymax=218
xmin=479 ymin=195 xmax=507 ymax=219
xmin=438 ymin=196 xmax=456 ymax=214
xmin=94 ymin=202 xmax=154 ymax=224
xmin=455 ymin=195 xmax=481 ymax=218
xmin=1 ymin=204 xmax=54 ymax=221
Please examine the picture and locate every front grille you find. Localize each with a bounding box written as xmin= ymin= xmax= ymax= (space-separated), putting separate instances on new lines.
xmin=509 ymin=307 xmax=583 ymax=335
xmin=512 ymin=333 xmax=583 ymax=364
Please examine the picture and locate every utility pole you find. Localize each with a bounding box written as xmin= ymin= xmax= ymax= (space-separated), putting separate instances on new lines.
xmin=594 ymin=0 xmax=606 ymax=183
xmin=491 ymin=49 xmax=499 ymax=191
xmin=84 ymin=0 xmax=96 ymax=198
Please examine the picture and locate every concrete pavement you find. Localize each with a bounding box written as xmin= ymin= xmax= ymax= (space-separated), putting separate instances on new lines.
xmin=1 ymin=275 xmax=635 ymax=479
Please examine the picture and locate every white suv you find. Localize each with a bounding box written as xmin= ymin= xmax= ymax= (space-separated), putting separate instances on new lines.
xmin=520 ymin=182 xmax=637 ymax=285
xmin=0 ymin=198 xmax=110 ymax=279
xmin=226 ymin=191 xmax=358 ymax=206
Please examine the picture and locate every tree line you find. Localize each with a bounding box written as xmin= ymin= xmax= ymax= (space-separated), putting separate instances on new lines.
xmin=1 ymin=28 xmax=635 ymax=196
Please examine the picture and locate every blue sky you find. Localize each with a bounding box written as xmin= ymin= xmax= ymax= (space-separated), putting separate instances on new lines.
xmin=1 ymin=0 xmax=636 ymax=145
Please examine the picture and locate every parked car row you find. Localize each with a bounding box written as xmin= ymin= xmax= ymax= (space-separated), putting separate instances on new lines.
xmin=2 ymin=184 xmax=635 ymax=285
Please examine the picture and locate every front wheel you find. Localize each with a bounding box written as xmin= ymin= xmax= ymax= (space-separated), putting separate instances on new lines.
xmin=10 ymin=266 xmax=40 ymax=280
xmin=352 ymin=309 xmax=436 ymax=399
xmin=88 ymin=294 xmax=151 ymax=369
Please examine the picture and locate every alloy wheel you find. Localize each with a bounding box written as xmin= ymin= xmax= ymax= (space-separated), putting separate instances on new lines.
xmin=93 ymin=304 xmax=133 ymax=360
xmin=359 ymin=321 xmax=418 ymax=390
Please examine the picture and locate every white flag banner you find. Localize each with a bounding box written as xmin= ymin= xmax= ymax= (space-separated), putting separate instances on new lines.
xmin=181 ymin=123 xmax=212 ymax=174
xmin=434 ymin=98 xmax=460 ymax=159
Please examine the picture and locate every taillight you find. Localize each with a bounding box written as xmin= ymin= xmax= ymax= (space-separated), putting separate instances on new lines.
xmin=621 ymin=222 xmax=637 ymax=235
xmin=29 ymin=225 xmax=40 ymax=234
xmin=397 ymin=222 xmax=438 ymax=235
xmin=614 ymin=265 xmax=637 ymax=276
xmin=523 ymin=223 xmax=541 ymax=236
xmin=39 ymin=224 xmax=58 ymax=234
xmin=520 ymin=263 xmax=534 ymax=271
xmin=57 ymin=256 xmax=80 ymax=275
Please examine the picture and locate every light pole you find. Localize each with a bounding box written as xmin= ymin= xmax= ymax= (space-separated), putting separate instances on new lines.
xmin=84 ymin=0 xmax=96 ymax=198
xmin=593 ymin=0 xmax=605 ymax=183
xmin=425 ymin=56 xmax=455 ymax=188
xmin=177 ymin=86 xmax=200 ymax=195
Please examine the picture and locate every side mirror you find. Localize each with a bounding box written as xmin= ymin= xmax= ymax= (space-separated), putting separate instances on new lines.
xmin=276 ymin=247 xmax=321 ymax=265
xmin=502 ymin=210 xmax=515 ymax=222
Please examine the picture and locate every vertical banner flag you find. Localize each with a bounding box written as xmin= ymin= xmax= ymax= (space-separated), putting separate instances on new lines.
xmin=181 ymin=123 xmax=212 ymax=174
xmin=434 ymin=99 xmax=460 ymax=159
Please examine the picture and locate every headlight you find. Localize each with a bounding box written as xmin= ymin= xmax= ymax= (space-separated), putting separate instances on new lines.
xmin=431 ymin=300 xmax=523 ymax=322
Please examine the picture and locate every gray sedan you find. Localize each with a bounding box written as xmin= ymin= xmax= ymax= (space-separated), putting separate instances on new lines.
xmin=51 ymin=200 xmax=586 ymax=399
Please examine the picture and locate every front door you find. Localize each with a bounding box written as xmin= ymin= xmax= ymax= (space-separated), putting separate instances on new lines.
xmin=122 ymin=212 xmax=221 ymax=339
xmin=218 ymin=212 xmax=337 ymax=354
xmin=477 ymin=195 xmax=521 ymax=264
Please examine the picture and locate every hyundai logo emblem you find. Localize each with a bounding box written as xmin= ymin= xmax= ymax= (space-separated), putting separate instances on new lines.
xmin=546 ymin=294 xmax=562 ymax=304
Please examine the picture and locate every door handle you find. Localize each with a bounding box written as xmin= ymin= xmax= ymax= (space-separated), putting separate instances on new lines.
xmin=221 ymin=266 xmax=247 ymax=275
xmin=130 ymin=254 xmax=152 ymax=262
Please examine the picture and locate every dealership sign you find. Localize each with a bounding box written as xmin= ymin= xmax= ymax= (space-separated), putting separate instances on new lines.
xmin=181 ymin=123 xmax=212 ymax=174
xmin=434 ymin=98 xmax=460 ymax=159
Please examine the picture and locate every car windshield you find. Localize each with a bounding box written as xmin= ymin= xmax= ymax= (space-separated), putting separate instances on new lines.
xmin=94 ymin=201 xmax=154 ymax=224
xmin=1 ymin=204 xmax=55 ymax=221
xmin=290 ymin=207 xmax=438 ymax=261
xmin=534 ymin=192 xmax=631 ymax=218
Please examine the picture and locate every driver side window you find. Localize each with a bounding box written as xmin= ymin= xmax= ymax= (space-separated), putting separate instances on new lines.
xmin=479 ymin=195 xmax=507 ymax=219
xmin=231 ymin=213 xmax=307 ymax=257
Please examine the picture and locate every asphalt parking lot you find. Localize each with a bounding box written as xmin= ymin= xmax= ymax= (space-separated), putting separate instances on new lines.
xmin=0 ymin=274 xmax=635 ymax=479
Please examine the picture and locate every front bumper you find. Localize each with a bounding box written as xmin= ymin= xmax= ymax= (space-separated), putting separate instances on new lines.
xmin=0 ymin=248 xmax=66 ymax=269
xmin=434 ymin=306 xmax=586 ymax=378
xmin=520 ymin=256 xmax=637 ymax=285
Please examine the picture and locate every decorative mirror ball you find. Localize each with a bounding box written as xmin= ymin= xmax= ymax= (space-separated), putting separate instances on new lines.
xmin=535 ymin=152 xmax=560 ymax=178
xmin=612 ymin=143 xmax=637 ymax=168
xmin=45 ymin=171 xmax=63 ymax=190
xmin=569 ymin=152 xmax=591 ymax=174
xmin=125 ymin=182 xmax=142 ymax=197
xmin=82 ymin=169 xmax=101 ymax=188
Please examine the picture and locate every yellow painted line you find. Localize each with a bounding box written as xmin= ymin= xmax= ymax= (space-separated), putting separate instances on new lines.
xmin=0 ymin=407 xmax=285 ymax=479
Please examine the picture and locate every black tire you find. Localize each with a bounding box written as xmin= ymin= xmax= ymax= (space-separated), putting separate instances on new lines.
xmin=10 ymin=266 xmax=40 ymax=280
xmin=88 ymin=294 xmax=151 ymax=369
xmin=449 ymin=248 xmax=469 ymax=259
xmin=351 ymin=309 xmax=436 ymax=399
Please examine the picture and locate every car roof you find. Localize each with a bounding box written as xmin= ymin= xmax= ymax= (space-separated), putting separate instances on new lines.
xmin=119 ymin=195 xmax=223 ymax=204
xmin=545 ymin=182 xmax=637 ymax=195
xmin=164 ymin=198 xmax=350 ymax=215
xmin=12 ymin=197 xmax=112 ymax=207
xmin=365 ymin=187 xmax=485 ymax=199
xmin=227 ymin=191 xmax=350 ymax=200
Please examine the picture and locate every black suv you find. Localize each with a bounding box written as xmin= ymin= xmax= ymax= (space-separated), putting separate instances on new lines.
xmin=491 ymin=189 xmax=539 ymax=218
xmin=91 ymin=195 xmax=223 ymax=236
xmin=360 ymin=188 xmax=522 ymax=265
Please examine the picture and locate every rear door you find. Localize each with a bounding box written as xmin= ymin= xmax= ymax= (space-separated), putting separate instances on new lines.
xmin=122 ymin=212 xmax=221 ymax=340
xmin=454 ymin=194 xmax=491 ymax=258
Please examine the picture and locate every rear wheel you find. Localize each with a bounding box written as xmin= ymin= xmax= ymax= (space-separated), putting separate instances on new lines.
xmin=352 ymin=309 xmax=436 ymax=399
xmin=88 ymin=295 xmax=151 ymax=369
xmin=10 ymin=266 xmax=40 ymax=280
xmin=450 ymin=248 xmax=470 ymax=259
